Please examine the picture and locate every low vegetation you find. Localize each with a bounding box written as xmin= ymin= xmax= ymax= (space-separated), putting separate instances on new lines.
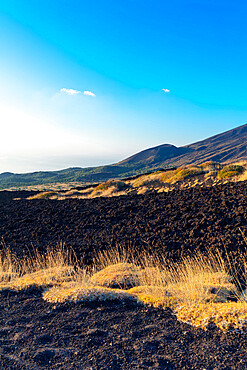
xmin=20 ymin=161 xmax=247 ymax=200
xmin=1 ymin=245 xmax=247 ymax=332
xmin=218 ymin=165 xmax=245 ymax=179
xmin=92 ymin=180 xmax=128 ymax=196
xmin=161 ymin=167 xmax=204 ymax=183
xmin=27 ymin=191 xmax=58 ymax=200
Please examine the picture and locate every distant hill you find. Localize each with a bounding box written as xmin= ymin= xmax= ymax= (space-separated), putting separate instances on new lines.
xmin=1 ymin=123 xmax=247 ymax=189
xmin=119 ymin=123 xmax=247 ymax=168
xmin=118 ymin=144 xmax=193 ymax=166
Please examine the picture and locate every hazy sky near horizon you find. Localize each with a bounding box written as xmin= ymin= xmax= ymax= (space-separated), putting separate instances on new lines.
xmin=0 ymin=0 xmax=247 ymax=173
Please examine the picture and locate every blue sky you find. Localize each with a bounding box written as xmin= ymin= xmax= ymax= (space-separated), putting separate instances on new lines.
xmin=0 ymin=0 xmax=247 ymax=172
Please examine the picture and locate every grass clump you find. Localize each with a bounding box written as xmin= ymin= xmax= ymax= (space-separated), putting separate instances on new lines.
xmin=92 ymin=180 xmax=128 ymax=195
xmin=161 ymin=167 xmax=204 ymax=183
xmin=163 ymin=252 xmax=239 ymax=304
xmin=90 ymin=262 xmax=142 ymax=289
xmin=43 ymin=285 xmax=138 ymax=304
xmin=0 ymin=249 xmax=20 ymax=283
xmin=90 ymin=246 xmax=142 ymax=289
xmin=2 ymin=244 xmax=247 ymax=332
xmin=176 ymin=302 xmax=247 ymax=332
xmin=8 ymin=266 xmax=75 ymax=291
xmin=127 ymin=285 xmax=178 ymax=309
xmin=0 ymin=245 xmax=76 ymax=290
xmin=218 ymin=165 xmax=245 ymax=179
xmin=28 ymin=191 xmax=57 ymax=200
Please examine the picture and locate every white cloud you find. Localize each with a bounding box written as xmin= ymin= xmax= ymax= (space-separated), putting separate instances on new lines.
xmin=59 ymin=88 xmax=96 ymax=97
xmin=162 ymin=88 xmax=170 ymax=93
xmin=83 ymin=90 xmax=96 ymax=97
xmin=60 ymin=88 xmax=81 ymax=95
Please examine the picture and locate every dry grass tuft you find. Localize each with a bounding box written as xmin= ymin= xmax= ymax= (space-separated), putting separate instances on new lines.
xmin=6 ymin=266 xmax=74 ymax=290
xmin=27 ymin=191 xmax=58 ymax=200
xmin=176 ymin=302 xmax=247 ymax=332
xmin=127 ymin=285 xmax=177 ymax=309
xmin=92 ymin=245 xmax=133 ymax=269
xmin=43 ymin=285 xmax=139 ymax=304
xmin=0 ymin=245 xmax=76 ymax=290
xmin=0 ymin=248 xmax=21 ymax=283
xmin=2 ymin=243 xmax=247 ymax=332
xmin=161 ymin=251 xmax=238 ymax=304
xmin=91 ymin=181 xmax=128 ymax=197
xmin=90 ymin=263 xmax=142 ymax=289
xmin=139 ymin=266 xmax=167 ymax=287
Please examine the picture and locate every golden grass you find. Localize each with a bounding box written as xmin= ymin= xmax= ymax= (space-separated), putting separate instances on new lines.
xmin=238 ymin=171 xmax=247 ymax=182
xmin=5 ymin=266 xmax=75 ymax=290
xmin=162 ymin=252 xmax=240 ymax=304
xmin=90 ymin=181 xmax=128 ymax=198
xmin=0 ymin=245 xmax=76 ymax=290
xmin=90 ymin=263 xmax=142 ymax=289
xmin=176 ymin=302 xmax=247 ymax=332
xmin=92 ymin=245 xmax=133 ymax=268
xmin=127 ymin=285 xmax=178 ymax=309
xmin=1 ymin=244 xmax=247 ymax=332
xmin=161 ymin=167 xmax=204 ymax=184
xmin=43 ymin=285 xmax=138 ymax=304
xmin=0 ymin=248 xmax=20 ymax=283
xmin=20 ymin=161 xmax=247 ymax=200
xmin=27 ymin=191 xmax=58 ymax=200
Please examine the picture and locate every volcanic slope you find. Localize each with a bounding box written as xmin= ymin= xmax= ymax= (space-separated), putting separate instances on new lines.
xmin=119 ymin=123 xmax=247 ymax=168
xmin=1 ymin=181 xmax=247 ymax=368
xmin=0 ymin=123 xmax=247 ymax=188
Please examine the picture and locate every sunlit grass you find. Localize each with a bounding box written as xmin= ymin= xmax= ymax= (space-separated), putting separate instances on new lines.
xmin=21 ymin=161 xmax=247 ymax=200
xmin=43 ymin=284 xmax=138 ymax=304
xmin=0 ymin=245 xmax=76 ymax=290
xmin=1 ymin=244 xmax=247 ymax=332
xmin=176 ymin=302 xmax=247 ymax=332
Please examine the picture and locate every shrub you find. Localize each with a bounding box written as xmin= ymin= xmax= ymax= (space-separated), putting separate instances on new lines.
xmin=218 ymin=165 xmax=245 ymax=179
xmin=200 ymin=161 xmax=221 ymax=170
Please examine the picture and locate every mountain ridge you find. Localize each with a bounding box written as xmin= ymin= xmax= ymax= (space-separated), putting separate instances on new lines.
xmin=118 ymin=123 xmax=247 ymax=168
xmin=1 ymin=123 xmax=247 ymax=189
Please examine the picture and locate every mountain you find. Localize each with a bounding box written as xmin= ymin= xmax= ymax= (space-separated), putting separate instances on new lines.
xmin=118 ymin=144 xmax=193 ymax=166
xmin=120 ymin=123 xmax=247 ymax=168
xmin=1 ymin=123 xmax=247 ymax=189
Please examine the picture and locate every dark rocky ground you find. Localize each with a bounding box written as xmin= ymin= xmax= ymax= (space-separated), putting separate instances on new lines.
xmin=1 ymin=182 xmax=247 ymax=263
xmin=0 ymin=288 xmax=247 ymax=369
xmin=0 ymin=181 xmax=247 ymax=369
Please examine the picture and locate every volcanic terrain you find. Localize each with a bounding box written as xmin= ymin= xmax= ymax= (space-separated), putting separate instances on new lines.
xmin=0 ymin=179 xmax=247 ymax=368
